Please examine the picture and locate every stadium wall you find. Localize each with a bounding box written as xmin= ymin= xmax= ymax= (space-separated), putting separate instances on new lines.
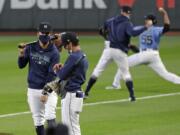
xmin=0 ymin=0 xmax=179 ymax=31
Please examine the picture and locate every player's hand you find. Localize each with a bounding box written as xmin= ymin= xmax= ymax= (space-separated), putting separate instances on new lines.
xmin=129 ymin=44 xmax=139 ymax=53
xmin=18 ymin=43 xmax=26 ymax=57
xmin=53 ymin=63 xmax=63 ymax=73
xmin=52 ymin=33 xmax=63 ymax=51
xmin=40 ymin=94 xmax=48 ymax=104
xmin=158 ymin=7 xmax=166 ymax=14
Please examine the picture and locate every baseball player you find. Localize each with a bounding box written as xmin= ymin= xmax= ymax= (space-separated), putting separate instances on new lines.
xmin=41 ymin=32 xmax=88 ymax=135
xmin=107 ymin=8 xmax=180 ymax=89
xmin=84 ymin=6 xmax=148 ymax=101
xmin=18 ymin=22 xmax=59 ymax=135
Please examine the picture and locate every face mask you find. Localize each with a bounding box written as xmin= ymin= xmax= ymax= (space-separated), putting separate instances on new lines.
xmin=39 ymin=35 xmax=50 ymax=45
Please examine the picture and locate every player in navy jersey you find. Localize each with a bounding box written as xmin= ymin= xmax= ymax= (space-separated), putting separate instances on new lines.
xmin=107 ymin=8 xmax=180 ymax=90
xmin=18 ymin=22 xmax=59 ymax=135
xmin=56 ymin=32 xmax=88 ymax=135
xmin=44 ymin=32 xmax=88 ymax=135
xmin=84 ymin=6 xmax=148 ymax=101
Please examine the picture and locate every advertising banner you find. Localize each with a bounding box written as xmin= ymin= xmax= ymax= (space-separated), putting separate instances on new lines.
xmin=0 ymin=0 xmax=179 ymax=30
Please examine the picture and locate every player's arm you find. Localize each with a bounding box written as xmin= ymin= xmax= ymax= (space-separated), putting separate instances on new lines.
xmin=159 ymin=8 xmax=170 ymax=33
xmin=126 ymin=23 xmax=147 ymax=37
xmin=41 ymin=51 xmax=60 ymax=103
xmin=46 ymin=52 xmax=60 ymax=83
xmin=51 ymin=33 xmax=63 ymax=52
xmin=18 ymin=43 xmax=29 ymax=69
xmin=56 ymin=55 xmax=77 ymax=81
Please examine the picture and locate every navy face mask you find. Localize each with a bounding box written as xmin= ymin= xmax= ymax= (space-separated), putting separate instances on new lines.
xmin=39 ymin=35 xmax=50 ymax=45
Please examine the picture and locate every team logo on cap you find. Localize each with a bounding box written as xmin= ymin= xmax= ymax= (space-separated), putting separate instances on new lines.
xmin=44 ymin=25 xmax=48 ymax=28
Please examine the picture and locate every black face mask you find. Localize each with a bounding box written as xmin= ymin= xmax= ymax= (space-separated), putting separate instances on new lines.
xmin=39 ymin=35 xmax=50 ymax=45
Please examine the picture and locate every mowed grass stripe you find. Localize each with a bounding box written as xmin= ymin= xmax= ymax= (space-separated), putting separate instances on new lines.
xmin=0 ymin=92 xmax=180 ymax=118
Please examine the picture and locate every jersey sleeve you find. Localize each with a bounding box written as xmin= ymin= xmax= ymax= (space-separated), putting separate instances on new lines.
xmin=162 ymin=24 xmax=170 ymax=34
xmin=46 ymin=52 xmax=60 ymax=83
xmin=56 ymin=54 xmax=78 ymax=81
xmin=18 ymin=45 xmax=29 ymax=69
xmin=126 ymin=23 xmax=147 ymax=37
xmin=155 ymin=27 xmax=164 ymax=36
xmin=133 ymin=26 xmax=146 ymax=30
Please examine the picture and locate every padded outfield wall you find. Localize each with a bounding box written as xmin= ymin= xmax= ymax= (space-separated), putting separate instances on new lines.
xmin=0 ymin=0 xmax=179 ymax=31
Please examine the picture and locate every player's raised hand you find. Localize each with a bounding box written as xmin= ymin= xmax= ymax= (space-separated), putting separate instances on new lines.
xmin=18 ymin=43 xmax=26 ymax=57
xmin=158 ymin=7 xmax=167 ymax=14
xmin=159 ymin=7 xmax=170 ymax=24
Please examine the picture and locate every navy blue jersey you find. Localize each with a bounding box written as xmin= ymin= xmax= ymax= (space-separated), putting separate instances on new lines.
xmin=105 ymin=15 xmax=147 ymax=53
xmin=56 ymin=51 xmax=88 ymax=92
xmin=18 ymin=41 xmax=60 ymax=89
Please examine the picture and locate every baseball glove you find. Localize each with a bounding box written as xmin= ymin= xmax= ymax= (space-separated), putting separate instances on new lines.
xmin=129 ymin=44 xmax=140 ymax=53
xmin=40 ymin=79 xmax=60 ymax=103
xmin=43 ymin=78 xmax=60 ymax=94
xmin=99 ymin=26 xmax=108 ymax=40
xmin=42 ymin=78 xmax=67 ymax=98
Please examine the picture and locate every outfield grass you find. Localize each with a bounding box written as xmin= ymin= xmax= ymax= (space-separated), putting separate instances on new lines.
xmin=0 ymin=35 xmax=180 ymax=135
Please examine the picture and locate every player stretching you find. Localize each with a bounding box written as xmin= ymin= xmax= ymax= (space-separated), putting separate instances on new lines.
xmin=18 ymin=22 xmax=59 ymax=135
xmin=84 ymin=6 xmax=148 ymax=101
xmin=107 ymin=8 xmax=180 ymax=89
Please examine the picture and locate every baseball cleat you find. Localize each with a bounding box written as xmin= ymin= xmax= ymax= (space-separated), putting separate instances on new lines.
xmin=129 ymin=96 xmax=136 ymax=102
xmin=105 ymin=85 xmax=121 ymax=90
xmin=83 ymin=93 xmax=89 ymax=99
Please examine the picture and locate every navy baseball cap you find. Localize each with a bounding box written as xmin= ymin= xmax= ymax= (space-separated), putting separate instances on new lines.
xmin=61 ymin=32 xmax=79 ymax=46
xmin=121 ymin=6 xmax=132 ymax=14
xmin=144 ymin=14 xmax=157 ymax=25
xmin=38 ymin=22 xmax=52 ymax=33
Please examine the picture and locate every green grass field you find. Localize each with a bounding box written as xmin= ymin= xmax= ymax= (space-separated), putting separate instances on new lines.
xmin=0 ymin=35 xmax=180 ymax=135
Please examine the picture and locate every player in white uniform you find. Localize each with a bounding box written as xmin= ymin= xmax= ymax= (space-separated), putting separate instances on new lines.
xmin=18 ymin=22 xmax=59 ymax=135
xmin=106 ymin=8 xmax=180 ymax=90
